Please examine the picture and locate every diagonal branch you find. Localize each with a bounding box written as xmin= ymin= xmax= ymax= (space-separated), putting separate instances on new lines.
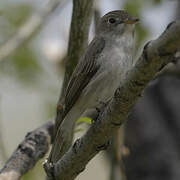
xmin=0 ymin=0 xmax=66 ymax=62
xmin=52 ymin=21 xmax=180 ymax=180
xmin=0 ymin=121 xmax=54 ymax=180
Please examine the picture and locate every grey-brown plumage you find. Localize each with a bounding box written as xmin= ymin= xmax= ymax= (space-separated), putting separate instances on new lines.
xmin=49 ymin=10 xmax=139 ymax=163
xmin=64 ymin=37 xmax=105 ymax=115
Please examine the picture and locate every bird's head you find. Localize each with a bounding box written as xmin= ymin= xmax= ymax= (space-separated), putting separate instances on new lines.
xmin=97 ymin=10 xmax=139 ymax=37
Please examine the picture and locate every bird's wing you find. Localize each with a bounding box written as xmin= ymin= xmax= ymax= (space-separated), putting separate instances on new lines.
xmin=48 ymin=37 xmax=105 ymax=163
xmin=63 ymin=36 xmax=105 ymax=115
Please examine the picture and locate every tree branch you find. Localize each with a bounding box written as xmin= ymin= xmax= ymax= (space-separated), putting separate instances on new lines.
xmin=60 ymin=0 xmax=94 ymax=97
xmin=94 ymin=0 xmax=101 ymax=35
xmin=0 ymin=0 xmax=66 ymax=62
xmin=0 ymin=121 xmax=54 ymax=180
xmin=51 ymin=21 xmax=180 ymax=180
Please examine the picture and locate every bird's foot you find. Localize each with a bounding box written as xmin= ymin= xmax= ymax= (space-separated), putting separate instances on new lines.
xmin=43 ymin=159 xmax=55 ymax=180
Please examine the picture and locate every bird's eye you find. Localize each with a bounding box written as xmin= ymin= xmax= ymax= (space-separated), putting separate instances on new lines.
xmin=108 ymin=18 xmax=116 ymax=24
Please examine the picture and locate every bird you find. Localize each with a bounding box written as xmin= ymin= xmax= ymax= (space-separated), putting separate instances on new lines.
xmin=48 ymin=10 xmax=139 ymax=164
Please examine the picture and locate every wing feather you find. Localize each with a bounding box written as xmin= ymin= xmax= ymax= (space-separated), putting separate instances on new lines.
xmin=63 ymin=36 xmax=105 ymax=115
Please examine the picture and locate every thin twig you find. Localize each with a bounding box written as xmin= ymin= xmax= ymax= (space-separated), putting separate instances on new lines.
xmin=94 ymin=0 xmax=101 ymax=35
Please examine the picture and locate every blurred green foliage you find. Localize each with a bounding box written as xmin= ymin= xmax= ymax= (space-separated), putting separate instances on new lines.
xmin=124 ymin=0 xmax=149 ymax=48
xmin=124 ymin=0 xmax=143 ymax=16
xmin=0 ymin=3 xmax=42 ymax=85
xmin=0 ymin=3 xmax=46 ymax=179
xmin=124 ymin=0 xmax=163 ymax=48
xmin=1 ymin=3 xmax=32 ymax=26
xmin=0 ymin=46 xmax=42 ymax=83
xmin=44 ymin=100 xmax=57 ymax=120
xmin=21 ymin=158 xmax=46 ymax=180
xmin=152 ymin=0 xmax=162 ymax=5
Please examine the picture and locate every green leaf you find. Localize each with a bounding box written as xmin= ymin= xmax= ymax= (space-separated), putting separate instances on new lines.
xmin=124 ymin=0 xmax=144 ymax=16
xmin=77 ymin=117 xmax=92 ymax=125
xmin=152 ymin=0 xmax=162 ymax=5
xmin=22 ymin=158 xmax=46 ymax=180
xmin=0 ymin=45 xmax=42 ymax=84
xmin=124 ymin=0 xmax=149 ymax=48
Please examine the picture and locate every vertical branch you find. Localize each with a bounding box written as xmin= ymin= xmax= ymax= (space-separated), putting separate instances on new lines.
xmin=94 ymin=0 xmax=101 ymax=34
xmin=60 ymin=0 xmax=94 ymax=98
xmin=108 ymin=127 xmax=127 ymax=180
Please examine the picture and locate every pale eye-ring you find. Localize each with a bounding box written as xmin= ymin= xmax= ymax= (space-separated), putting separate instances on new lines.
xmin=108 ymin=18 xmax=116 ymax=24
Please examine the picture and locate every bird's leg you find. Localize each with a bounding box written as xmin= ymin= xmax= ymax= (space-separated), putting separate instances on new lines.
xmin=43 ymin=159 xmax=55 ymax=180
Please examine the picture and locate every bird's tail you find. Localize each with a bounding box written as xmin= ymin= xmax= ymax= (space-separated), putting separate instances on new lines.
xmin=48 ymin=125 xmax=73 ymax=163
xmin=48 ymin=112 xmax=75 ymax=164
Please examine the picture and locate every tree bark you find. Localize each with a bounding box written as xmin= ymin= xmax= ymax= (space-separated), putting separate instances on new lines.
xmin=0 ymin=121 xmax=54 ymax=180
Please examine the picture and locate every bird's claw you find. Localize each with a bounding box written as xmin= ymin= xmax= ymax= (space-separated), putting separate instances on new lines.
xmin=43 ymin=159 xmax=55 ymax=179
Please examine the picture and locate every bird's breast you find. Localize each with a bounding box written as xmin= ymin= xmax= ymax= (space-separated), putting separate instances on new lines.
xmin=98 ymin=43 xmax=133 ymax=76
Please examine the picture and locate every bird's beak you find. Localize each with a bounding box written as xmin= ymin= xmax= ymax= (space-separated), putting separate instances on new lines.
xmin=124 ymin=18 xmax=139 ymax=24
